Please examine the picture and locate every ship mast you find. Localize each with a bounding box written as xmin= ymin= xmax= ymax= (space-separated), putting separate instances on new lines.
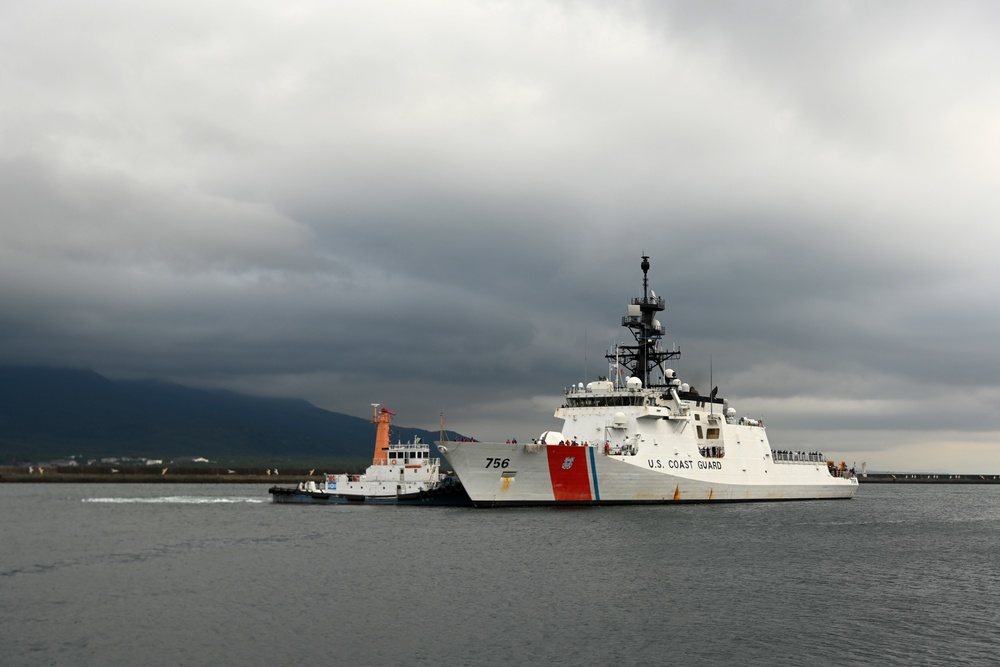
xmin=606 ymin=255 xmax=680 ymax=388
xmin=371 ymin=403 xmax=394 ymax=464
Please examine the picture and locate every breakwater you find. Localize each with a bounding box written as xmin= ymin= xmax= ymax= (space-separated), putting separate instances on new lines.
xmin=0 ymin=465 xmax=327 ymax=484
xmin=860 ymin=473 xmax=1000 ymax=484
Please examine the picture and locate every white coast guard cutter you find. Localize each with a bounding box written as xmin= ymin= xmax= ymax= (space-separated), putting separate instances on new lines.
xmin=438 ymin=255 xmax=858 ymax=507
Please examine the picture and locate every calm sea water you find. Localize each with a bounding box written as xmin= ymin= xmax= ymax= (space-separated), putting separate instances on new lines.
xmin=2 ymin=483 xmax=997 ymax=666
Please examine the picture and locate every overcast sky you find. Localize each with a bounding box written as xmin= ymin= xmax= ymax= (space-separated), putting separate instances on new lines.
xmin=2 ymin=1 xmax=999 ymax=472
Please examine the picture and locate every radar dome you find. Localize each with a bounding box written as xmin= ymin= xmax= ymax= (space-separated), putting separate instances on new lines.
xmin=626 ymin=376 xmax=643 ymax=391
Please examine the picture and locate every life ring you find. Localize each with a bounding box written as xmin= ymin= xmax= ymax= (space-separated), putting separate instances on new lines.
xmin=391 ymin=459 xmax=397 ymax=465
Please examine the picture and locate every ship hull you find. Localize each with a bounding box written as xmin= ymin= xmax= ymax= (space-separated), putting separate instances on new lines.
xmin=438 ymin=441 xmax=858 ymax=507
xmin=268 ymin=485 xmax=472 ymax=506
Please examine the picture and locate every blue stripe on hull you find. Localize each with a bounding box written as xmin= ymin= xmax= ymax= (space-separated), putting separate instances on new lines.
xmin=588 ymin=446 xmax=601 ymax=501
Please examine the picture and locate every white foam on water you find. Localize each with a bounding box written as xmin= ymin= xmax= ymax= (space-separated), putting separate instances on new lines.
xmin=83 ymin=496 xmax=265 ymax=504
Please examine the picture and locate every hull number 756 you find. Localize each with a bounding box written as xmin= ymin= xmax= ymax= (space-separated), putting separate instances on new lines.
xmin=486 ymin=458 xmax=511 ymax=468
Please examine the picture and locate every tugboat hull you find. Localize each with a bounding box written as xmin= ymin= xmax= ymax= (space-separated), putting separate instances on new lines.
xmin=268 ymin=482 xmax=471 ymax=506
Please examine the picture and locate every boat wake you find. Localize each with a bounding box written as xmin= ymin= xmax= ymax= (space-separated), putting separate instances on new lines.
xmin=83 ymin=496 xmax=265 ymax=504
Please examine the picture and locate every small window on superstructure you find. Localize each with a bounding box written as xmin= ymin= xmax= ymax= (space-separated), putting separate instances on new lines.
xmin=707 ymin=428 xmax=720 ymax=440
xmin=696 ymin=425 xmax=704 ymax=439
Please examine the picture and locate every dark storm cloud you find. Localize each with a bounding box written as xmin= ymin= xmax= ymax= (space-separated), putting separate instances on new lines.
xmin=2 ymin=0 xmax=999 ymax=471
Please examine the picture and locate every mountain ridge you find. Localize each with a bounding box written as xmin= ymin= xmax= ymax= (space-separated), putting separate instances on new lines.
xmin=0 ymin=366 xmax=458 ymax=464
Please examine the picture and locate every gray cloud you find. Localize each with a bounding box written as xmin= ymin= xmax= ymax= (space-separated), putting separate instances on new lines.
xmin=2 ymin=0 xmax=999 ymax=472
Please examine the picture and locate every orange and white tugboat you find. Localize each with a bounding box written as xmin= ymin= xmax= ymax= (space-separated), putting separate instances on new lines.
xmin=438 ymin=255 xmax=859 ymax=507
xmin=269 ymin=405 xmax=469 ymax=505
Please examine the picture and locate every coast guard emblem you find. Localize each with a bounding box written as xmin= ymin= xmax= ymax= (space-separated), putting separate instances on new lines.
xmin=562 ymin=457 xmax=575 ymax=469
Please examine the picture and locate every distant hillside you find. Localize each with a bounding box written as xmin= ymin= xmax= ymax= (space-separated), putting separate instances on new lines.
xmin=0 ymin=366 xmax=458 ymax=464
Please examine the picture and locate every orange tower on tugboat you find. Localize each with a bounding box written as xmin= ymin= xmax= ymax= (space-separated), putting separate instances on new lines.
xmin=371 ymin=404 xmax=395 ymax=464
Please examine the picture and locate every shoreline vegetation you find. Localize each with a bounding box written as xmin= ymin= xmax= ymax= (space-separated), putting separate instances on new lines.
xmin=2 ymin=467 xmax=999 ymax=484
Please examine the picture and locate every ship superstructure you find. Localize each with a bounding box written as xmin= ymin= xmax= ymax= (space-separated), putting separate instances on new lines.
xmin=438 ymin=256 xmax=858 ymax=507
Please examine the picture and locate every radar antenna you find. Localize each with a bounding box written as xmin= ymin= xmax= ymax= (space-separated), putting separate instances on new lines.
xmin=605 ymin=255 xmax=680 ymax=388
